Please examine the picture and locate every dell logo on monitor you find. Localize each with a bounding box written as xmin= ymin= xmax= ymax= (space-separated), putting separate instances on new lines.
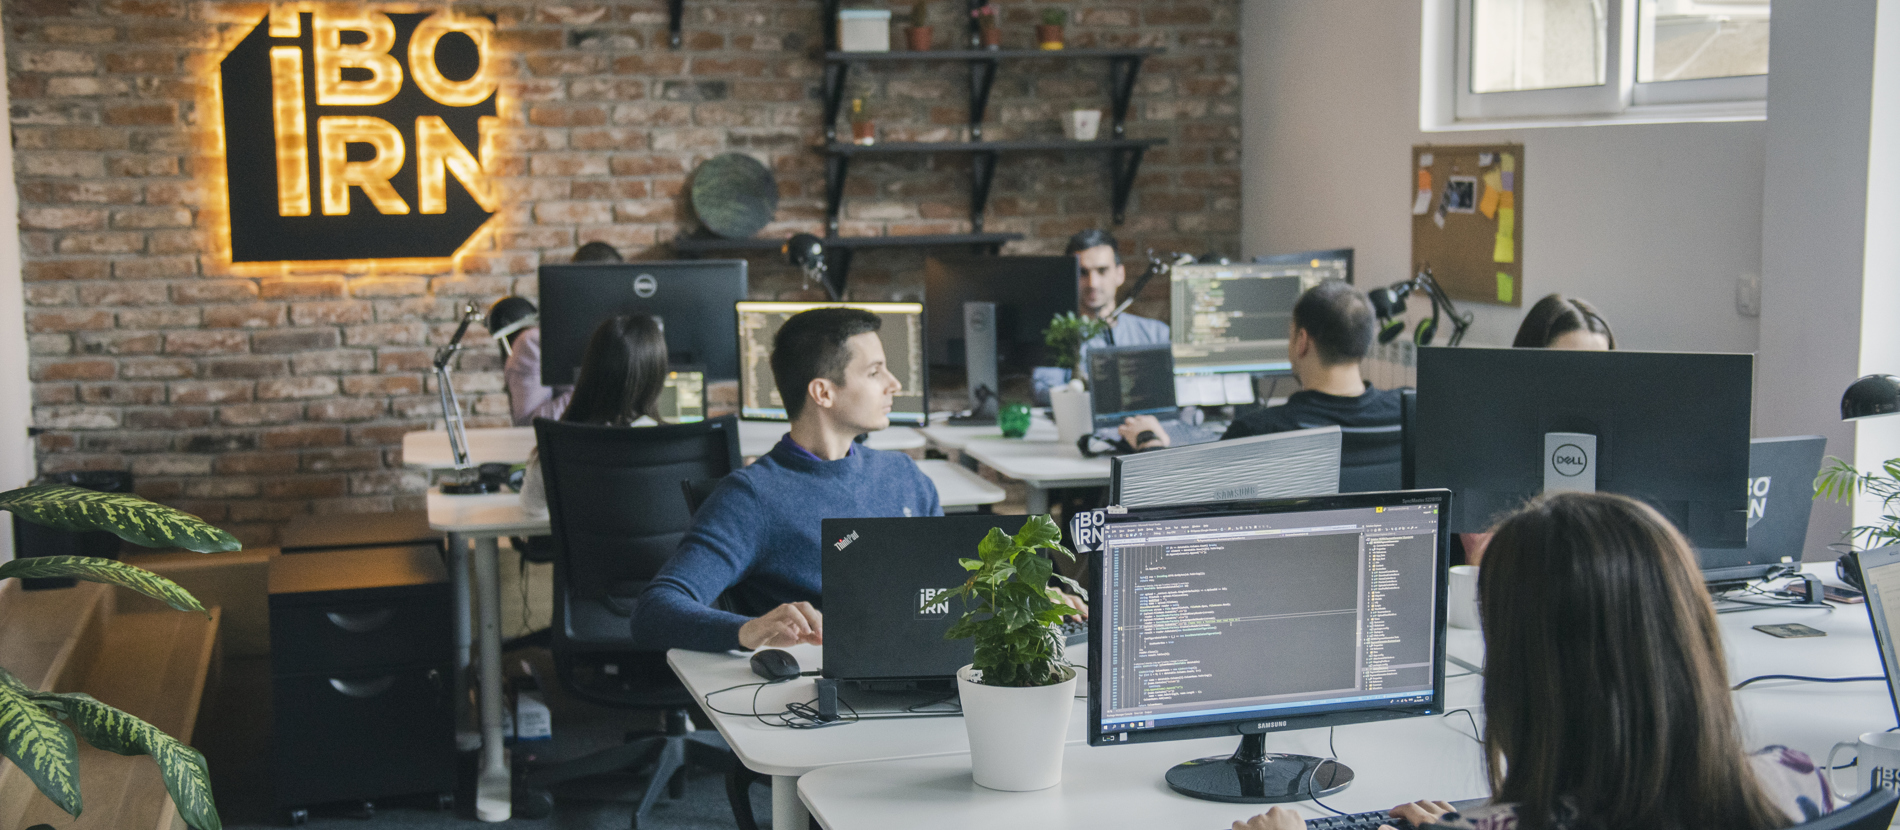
xmin=1550 ymin=444 xmax=1589 ymax=478
xmin=634 ymin=274 xmax=659 ymax=298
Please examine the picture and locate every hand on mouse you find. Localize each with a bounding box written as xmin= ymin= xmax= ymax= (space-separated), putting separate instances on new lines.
xmin=1118 ymin=415 xmax=1170 ymax=450
xmin=1233 ymin=805 xmax=1305 ymax=830
xmin=739 ymin=601 xmax=823 ymax=650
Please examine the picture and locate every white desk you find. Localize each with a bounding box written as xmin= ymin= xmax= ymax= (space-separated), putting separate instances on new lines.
xmin=915 ymin=459 xmax=1006 ymax=510
xmin=425 ymin=491 xmax=550 ymax=822
xmin=403 ymin=424 xmax=928 ymax=469
xmin=919 ymin=417 xmax=1110 ymax=512
xmin=797 ymin=575 xmax=1889 ymax=829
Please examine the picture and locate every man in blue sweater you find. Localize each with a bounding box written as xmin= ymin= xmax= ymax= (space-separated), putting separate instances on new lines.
xmin=630 ymin=307 xmax=942 ymax=652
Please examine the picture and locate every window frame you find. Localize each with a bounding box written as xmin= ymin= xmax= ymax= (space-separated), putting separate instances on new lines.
xmin=1424 ymin=0 xmax=1768 ymax=130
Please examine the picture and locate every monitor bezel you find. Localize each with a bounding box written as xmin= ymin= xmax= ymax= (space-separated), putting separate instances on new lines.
xmin=1087 ymin=489 xmax=1452 ymax=748
xmin=732 ymin=300 xmax=931 ymax=427
xmin=1250 ymin=248 xmax=1354 ymax=284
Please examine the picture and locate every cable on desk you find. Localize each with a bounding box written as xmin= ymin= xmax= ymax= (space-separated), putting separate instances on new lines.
xmin=1306 ymin=726 xmax=1348 ymax=817
xmin=1730 ymin=674 xmax=1885 ymax=691
xmin=1443 ymin=708 xmax=1483 ymax=745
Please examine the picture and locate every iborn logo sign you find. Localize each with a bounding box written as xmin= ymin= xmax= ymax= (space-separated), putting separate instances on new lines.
xmin=219 ymin=8 xmax=499 ymax=262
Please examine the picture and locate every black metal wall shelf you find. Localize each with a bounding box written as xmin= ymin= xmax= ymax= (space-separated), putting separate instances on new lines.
xmin=821 ymin=138 xmax=1165 ymax=234
xmin=672 ymin=232 xmax=1025 ymax=299
xmin=820 ymin=48 xmax=1160 ymax=143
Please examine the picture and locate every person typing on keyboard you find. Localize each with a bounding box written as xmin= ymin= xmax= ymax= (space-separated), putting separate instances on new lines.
xmin=1231 ymin=492 xmax=1831 ymax=830
xmin=1119 ymin=280 xmax=1398 ymax=452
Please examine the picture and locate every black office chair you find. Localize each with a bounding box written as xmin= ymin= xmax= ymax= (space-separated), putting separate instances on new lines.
xmin=1798 ymin=788 xmax=1900 ymax=829
xmin=523 ymin=415 xmax=749 ymax=830
xmin=1337 ymin=424 xmax=1403 ymax=493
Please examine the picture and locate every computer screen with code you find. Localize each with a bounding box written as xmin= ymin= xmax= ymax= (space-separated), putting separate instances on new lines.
xmin=735 ymin=301 xmax=928 ymax=425
xmin=1169 ymin=263 xmax=1340 ymax=376
xmin=1096 ymin=500 xmax=1441 ymax=738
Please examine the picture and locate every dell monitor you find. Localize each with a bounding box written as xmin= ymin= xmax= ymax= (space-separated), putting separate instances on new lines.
xmin=1170 ymin=262 xmax=1340 ymax=380
xmin=1109 ymin=426 xmax=1342 ymax=509
xmin=735 ymin=301 xmax=929 ymax=425
xmin=1089 ymin=490 xmax=1451 ymax=803
xmin=923 ymin=255 xmax=1079 ymax=374
xmin=1413 ymin=347 xmax=1754 ymax=549
xmin=537 ymin=260 xmax=747 ymax=385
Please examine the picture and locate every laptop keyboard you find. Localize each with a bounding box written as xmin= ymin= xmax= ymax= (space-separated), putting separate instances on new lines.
xmin=1161 ymin=419 xmax=1220 ymax=447
xmin=1059 ymin=620 xmax=1088 ymax=646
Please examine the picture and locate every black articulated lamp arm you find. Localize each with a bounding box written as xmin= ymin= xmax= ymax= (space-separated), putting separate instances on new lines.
xmin=434 ymin=301 xmax=484 ymax=472
xmin=1104 ymin=250 xmax=1192 ymax=326
xmin=1414 ymin=268 xmax=1473 ymax=347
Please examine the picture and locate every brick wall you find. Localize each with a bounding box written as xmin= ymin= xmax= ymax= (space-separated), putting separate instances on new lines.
xmin=6 ymin=0 xmax=1241 ymax=545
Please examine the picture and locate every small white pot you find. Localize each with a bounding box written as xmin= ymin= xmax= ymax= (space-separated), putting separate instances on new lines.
xmin=957 ymin=665 xmax=1076 ymax=791
xmin=1064 ymin=109 xmax=1102 ymax=141
xmin=1048 ymin=386 xmax=1093 ymax=455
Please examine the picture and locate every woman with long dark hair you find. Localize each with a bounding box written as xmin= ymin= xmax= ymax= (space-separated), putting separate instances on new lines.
xmin=1512 ymin=293 xmax=1615 ymax=350
xmin=1236 ymin=492 xmax=1829 ymax=830
xmin=520 ymin=314 xmax=670 ymax=517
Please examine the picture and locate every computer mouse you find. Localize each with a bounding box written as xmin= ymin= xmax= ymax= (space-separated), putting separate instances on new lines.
xmin=749 ymin=648 xmax=800 ymax=682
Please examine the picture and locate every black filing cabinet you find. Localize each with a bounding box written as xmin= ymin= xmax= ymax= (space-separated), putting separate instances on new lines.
xmin=270 ymin=546 xmax=454 ymax=822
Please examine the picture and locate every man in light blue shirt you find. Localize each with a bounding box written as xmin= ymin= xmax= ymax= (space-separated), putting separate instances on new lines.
xmin=1033 ymin=229 xmax=1171 ymax=404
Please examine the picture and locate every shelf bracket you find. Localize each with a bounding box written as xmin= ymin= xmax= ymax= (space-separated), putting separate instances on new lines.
xmin=822 ymin=62 xmax=850 ymax=142
xmin=969 ymin=151 xmax=998 ymax=232
xmin=824 ymin=154 xmax=851 ymax=236
xmin=967 ymin=59 xmax=998 ymax=141
xmin=1108 ymin=55 xmax=1144 ymax=138
xmin=823 ymin=0 xmax=841 ymax=51
xmin=668 ymin=0 xmax=684 ymax=48
xmin=1109 ymin=144 xmax=1148 ymax=225
xmin=821 ymin=245 xmax=854 ymax=301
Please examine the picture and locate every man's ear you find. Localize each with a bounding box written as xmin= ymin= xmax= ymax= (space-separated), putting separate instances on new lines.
xmin=807 ymin=377 xmax=836 ymax=411
xmin=1289 ymin=327 xmax=1311 ymax=359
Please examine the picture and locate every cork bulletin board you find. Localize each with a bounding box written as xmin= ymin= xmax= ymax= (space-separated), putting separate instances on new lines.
xmin=1411 ymin=144 xmax=1523 ymax=307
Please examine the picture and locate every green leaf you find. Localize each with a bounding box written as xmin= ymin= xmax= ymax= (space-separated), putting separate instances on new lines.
xmin=1013 ymin=514 xmax=1063 ymax=551
xmin=958 ymin=558 xmax=982 ymax=571
xmin=0 ymin=668 xmax=82 ymax=818
xmin=0 ymin=486 xmax=240 ymax=553
xmin=976 ymin=527 xmax=1015 ymax=563
xmin=1052 ymin=572 xmax=1088 ymax=601
xmin=0 ymin=557 xmax=206 ymax=616
xmin=33 ymin=691 xmax=220 ymax=830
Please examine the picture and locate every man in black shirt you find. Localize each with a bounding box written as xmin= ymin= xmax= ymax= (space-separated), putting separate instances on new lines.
xmin=1118 ymin=280 xmax=1399 ymax=450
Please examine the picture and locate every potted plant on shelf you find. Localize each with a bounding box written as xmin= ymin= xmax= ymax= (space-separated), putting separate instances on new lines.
xmin=908 ymin=2 xmax=933 ymax=51
xmin=0 ymin=484 xmax=239 ymax=830
xmin=1043 ymin=312 xmax=1109 ymax=450
xmin=928 ymin=514 xmax=1085 ymax=790
xmin=849 ymin=98 xmax=875 ymax=145
xmin=971 ymin=2 xmax=1001 ymax=49
xmin=1037 ymin=8 xmax=1065 ymax=50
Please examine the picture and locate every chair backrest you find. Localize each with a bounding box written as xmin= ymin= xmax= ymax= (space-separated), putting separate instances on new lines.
xmin=1337 ymin=423 xmax=1403 ymax=493
xmin=680 ymin=477 xmax=722 ymax=516
xmin=1798 ymin=788 xmax=1900 ymax=830
xmin=534 ymin=415 xmax=742 ymax=601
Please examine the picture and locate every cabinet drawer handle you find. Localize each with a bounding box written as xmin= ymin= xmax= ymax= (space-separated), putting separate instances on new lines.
xmin=328 ymin=676 xmax=396 ymax=698
xmin=324 ymin=608 xmax=395 ymax=633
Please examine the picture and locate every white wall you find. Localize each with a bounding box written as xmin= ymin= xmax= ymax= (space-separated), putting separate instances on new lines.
xmin=1240 ymin=1 xmax=1764 ymax=354
xmin=0 ymin=10 xmax=35 ymax=563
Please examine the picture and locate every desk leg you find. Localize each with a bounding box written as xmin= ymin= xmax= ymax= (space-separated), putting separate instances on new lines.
xmin=772 ymin=775 xmax=809 ymax=830
xmin=1026 ymin=485 xmax=1050 ymax=514
xmin=473 ymin=536 xmax=511 ymax=822
xmin=447 ymin=533 xmax=477 ymax=752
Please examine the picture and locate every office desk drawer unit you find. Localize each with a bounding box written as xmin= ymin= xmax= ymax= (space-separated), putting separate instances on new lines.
xmin=268 ymin=546 xmax=456 ymax=824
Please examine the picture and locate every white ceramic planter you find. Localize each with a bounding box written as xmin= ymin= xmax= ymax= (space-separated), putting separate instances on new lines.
xmin=957 ymin=664 xmax=1077 ymax=791
xmin=1049 ymin=386 xmax=1092 ymax=455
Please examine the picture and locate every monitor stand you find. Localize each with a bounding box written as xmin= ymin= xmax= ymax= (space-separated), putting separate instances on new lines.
xmin=1164 ymin=733 xmax=1352 ymax=803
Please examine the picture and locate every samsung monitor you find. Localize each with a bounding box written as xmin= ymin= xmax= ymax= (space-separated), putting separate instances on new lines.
xmin=537 ymin=260 xmax=747 ymax=385
xmin=1414 ymin=347 xmax=1754 ymax=549
xmin=1109 ymin=426 xmax=1342 ymax=509
xmin=656 ymin=368 xmax=707 ymax=424
xmin=1170 ymin=263 xmax=1340 ymax=378
xmin=1089 ymin=490 xmax=1451 ymax=803
xmin=735 ymin=301 xmax=928 ymax=425
xmin=923 ymin=255 xmax=1079 ymax=375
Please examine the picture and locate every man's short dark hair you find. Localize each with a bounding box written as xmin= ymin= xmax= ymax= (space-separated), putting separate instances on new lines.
xmin=574 ymin=241 xmax=623 ymax=263
xmin=1292 ymin=280 xmax=1375 ymax=365
xmin=1065 ymin=229 xmax=1119 ymax=259
xmin=771 ymin=307 xmax=882 ymax=420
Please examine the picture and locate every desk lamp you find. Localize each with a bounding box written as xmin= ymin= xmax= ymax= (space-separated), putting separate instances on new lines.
xmin=1843 ymin=375 xmax=1900 ymax=421
xmin=785 ymin=233 xmax=838 ymax=300
xmin=434 ymin=300 xmax=495 ymax=494
xmin=1368 ymin=267 xmax=1472 ymax=346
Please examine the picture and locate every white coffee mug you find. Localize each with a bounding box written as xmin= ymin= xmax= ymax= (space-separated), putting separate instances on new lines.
xmin=1827 ymin=731 xmax=1900 ymax=799
xmin=1447 ymin=565 xmax=1481 ymax=630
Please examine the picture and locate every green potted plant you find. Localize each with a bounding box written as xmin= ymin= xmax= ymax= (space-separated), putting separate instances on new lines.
xmin=971 ymin=2 xmax=1001 ymax=49
xmin=907 ymin=2 xmax=933 ymax=51
xmin=1815 ymin=456 xmax=1900 ymax=552
xmin=0 ymin=484 xmax=238 ymax=830
xmin=1037 ymin=8 xmax=1065 ymax=50
xmin=928 ymin=514 xmax=1084 ymax=790
xmin=1042 ymin=312 xmax=1109 ymax=449
xmin=849 ymin=97 xmax=875 ymax=145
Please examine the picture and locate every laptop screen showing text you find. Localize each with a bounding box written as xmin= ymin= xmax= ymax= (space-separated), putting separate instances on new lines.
xmin=1090 ymin=344 xmax=1178 ymax=428
xmin=1098 ymin=502 xmax=1441 ymax=735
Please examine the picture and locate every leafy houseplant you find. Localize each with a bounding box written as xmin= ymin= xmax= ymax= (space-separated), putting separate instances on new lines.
xmin=0 ymin=484 xmax=240 ymax=830
xmin=1814 ymin=456 xmax=1900 ymax=550
xmin=1042 ymin=312 xmax=1110 ymax=386
xmin=1037 ymin=8 xmax=1065 ymax=50
xmin=1042 ymin=313 xmax=1109 ymax=448
xmin=928 ymin=514 xmax=1085 ymax=790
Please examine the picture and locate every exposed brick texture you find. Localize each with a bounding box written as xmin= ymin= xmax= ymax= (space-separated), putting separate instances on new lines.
xmin=7 ymin=0 xmax=1241 ymax=546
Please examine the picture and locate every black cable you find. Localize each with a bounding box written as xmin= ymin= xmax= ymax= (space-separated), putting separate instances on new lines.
xmin=1732 ymin=674 xmax=1884 ymax=690
xmin=1305 ymin=726 xmax=1348 ymax=816
xmin=1443 ymin=708 xmax=1482 ymax=745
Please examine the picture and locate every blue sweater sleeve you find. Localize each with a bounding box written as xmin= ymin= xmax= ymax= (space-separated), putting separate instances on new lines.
xmin=629 ymin=478 xmax=764 ymax=653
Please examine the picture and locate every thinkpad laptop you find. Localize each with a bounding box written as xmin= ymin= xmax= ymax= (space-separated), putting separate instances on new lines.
xmin=1701 ymin=435 xmax=1827 ymax=585
xmin=821 ymin=514 xmax=1031 ymax=688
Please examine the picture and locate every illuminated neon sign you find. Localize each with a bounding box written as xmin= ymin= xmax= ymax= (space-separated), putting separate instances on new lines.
xmin=218 ymin=7 xmax=498 ymax=262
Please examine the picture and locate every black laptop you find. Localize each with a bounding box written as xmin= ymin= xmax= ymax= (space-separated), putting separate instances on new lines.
xmin=820 ymin=515 xmax=1030 ymax=688
xmin=1700 ymin=435 xmax=1827 ymax=585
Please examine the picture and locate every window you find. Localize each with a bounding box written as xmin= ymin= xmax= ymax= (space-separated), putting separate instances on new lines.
xmin=1431 ymin=0 xmax=1769 ymax=127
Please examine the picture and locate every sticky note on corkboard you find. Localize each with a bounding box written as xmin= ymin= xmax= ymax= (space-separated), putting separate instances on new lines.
xmin=1412 ymin=144 xmax=1523 ymax=307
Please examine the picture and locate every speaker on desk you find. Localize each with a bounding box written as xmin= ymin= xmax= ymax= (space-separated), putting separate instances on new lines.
xmin=955 ymin=301 xmax=999 ymax=424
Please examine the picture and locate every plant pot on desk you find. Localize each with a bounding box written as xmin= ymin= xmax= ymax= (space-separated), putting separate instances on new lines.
xmin=957 ymin=664 xmax=1077 ymax=791
xmin=1049 ymin=385 xmax=1093 ymax=454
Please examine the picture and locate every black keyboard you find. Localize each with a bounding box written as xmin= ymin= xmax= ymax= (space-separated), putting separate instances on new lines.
xmin=1058 ymin=620 xmax=1088 ymax=646
xmin=1304 ymin=813 xmax=1411 ymax=830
